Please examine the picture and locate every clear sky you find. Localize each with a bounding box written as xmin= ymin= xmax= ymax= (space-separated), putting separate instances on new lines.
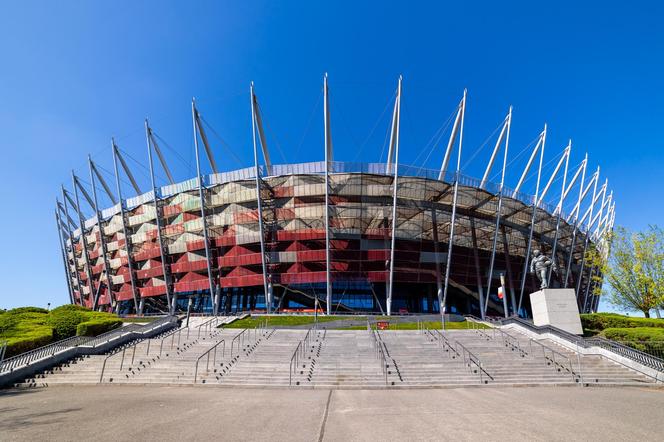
xmin=0 ymin=1 xmax=662 ymax=311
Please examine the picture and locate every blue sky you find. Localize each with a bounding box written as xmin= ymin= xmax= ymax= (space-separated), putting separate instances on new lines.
xmin=0 ymin=1 xmax=662 ymax=311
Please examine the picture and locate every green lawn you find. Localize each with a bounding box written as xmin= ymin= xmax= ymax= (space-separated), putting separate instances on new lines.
xmin=333 ymin=320 xmax=490 ymax=330
xmin=222 ymin=315 xmax=367 ymax=328
xmin=222 ymin=315 xmax=490 ymax=330
xmin=120 ymin=317 xmax=160 ymax=323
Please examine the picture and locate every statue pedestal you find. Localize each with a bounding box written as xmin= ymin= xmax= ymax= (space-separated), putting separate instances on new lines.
xmin=529 ymin=289 xmax=583 ymax=335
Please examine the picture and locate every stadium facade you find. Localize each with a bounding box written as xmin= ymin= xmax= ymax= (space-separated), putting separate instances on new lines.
xmin=56 ymin=76 xmax=615 ymax=318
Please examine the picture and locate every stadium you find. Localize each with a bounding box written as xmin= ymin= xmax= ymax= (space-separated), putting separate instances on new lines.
xmin=56 ymin=77 xmax=615 ymax=319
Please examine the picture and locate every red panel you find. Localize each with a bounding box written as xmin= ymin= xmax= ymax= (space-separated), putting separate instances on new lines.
xmin=186 ymin=240 xmax=206 ymax=252
xmin=171 ymin=260 xmax=208 ymax=273
xmin=218 ymin=253 xmax=263 ymax=267
xmin=140 ymin=285 xmax=167 ymax=297
xmin=135 ymin=246 xmax=163 ymax=261
xmin=163 ymin=204 xmax=182 ymax=216
xmin=174 ymin=279 xmax=209 ymax=292
xmin=137 ymin=266 xmax=165 ymax=279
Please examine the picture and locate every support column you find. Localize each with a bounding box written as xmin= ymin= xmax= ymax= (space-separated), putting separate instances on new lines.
xmin=482 ymin=107 xmax=512 ymax=318
xmin=501 ymin=225 xmax=517 ymax=315
xmin=55 ymin=209 xmax=75 ymax=304
xmin=518 ymin=126 xmax=547 ymax=313
xmin=111 ymin=140 xmax=140 ymax=313
xmin=145 ymin=121 xmax=173 ymax=313
xmin=547 ymin=142 xmax=571 ymax=287
xmin=87 ymin=160 xmax=117 ymax=310
xmin=324 ymin=74 xmax=333 ymax=315
xmin=64 ymin=185 xmax=95 ymax=307
xmin=249 ymin=87 xmax=271 ymax=314
xmin=431 ymin=207 xmax=443 ymax=314
xmin=387 ymin=77 xmax=402 ymax=316
xmin=441 ymin=90 xmax=467 ymax=315
xmin=59 ymin=201 xmax=83 ymax=305
xmin=469 ymin=218 xmax=485 ymax=316
xmin=191 ymin=102 xmax=217 ymax=315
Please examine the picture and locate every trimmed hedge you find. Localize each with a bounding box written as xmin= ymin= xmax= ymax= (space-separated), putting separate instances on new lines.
xmin=47 ymin=305 xmax=119 ymax=339
xmin=602 ymin=327 xmax=664 ymax=342
xmin=5 ymin=327 xmax=54 ymax=357
xmin=581 ymin=313 xmax=664 ymax=334
xmin=1 ymin=304 xmax=123 ymax=357
xmin=4 ymin=307 xmax=49 ymax=314
xmin=76 ymin=318 xmax=122 ymax=336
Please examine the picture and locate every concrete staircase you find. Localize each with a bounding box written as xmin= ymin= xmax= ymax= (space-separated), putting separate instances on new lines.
xmin=496 ymin=328 xmax=655 ymax=385
xmin=14 ymin=325 xmax=657 ymax=388
xmin=305 ymin=330 xmax=388 ymax=388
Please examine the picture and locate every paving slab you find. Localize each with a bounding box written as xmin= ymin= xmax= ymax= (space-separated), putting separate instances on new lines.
xmin=1 ymin=385 xmax=662 ymax=441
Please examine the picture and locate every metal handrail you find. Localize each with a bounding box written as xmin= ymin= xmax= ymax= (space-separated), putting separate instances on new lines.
xmin=500 ymin=316 xmax=664 ymax=378
xmin=158 ymin=325 xmax=189 ymax=356
xmin=587 ymin=337 xmax=664 ymax=373
xmin=496 ymin=329 xmax=528 ymax=358
xmin=97 ymin=317 xmax=179 ymax=382
xmin=429 ymin=329 xmax=460 ymax=358
xmin=193 ymin=339 xmax=226 ymax=383
xmin=528 ymin=338 xmax=576 ymax=381
xmin=230 ymin=329 xmax=249 ymax=357
xmin=289 ymin=341 xmax=303 ymax=386
xmin=426 ymin=328 xmax=492 ymax=383
xmin=289 ymin=326 xmax=317 ymax=385
xmin=197 ymin=316 xmax=221 ymax=338
xmin=0 ymin=340 xmax=7 ymax=364
xmin=454 ymin=340 xmax=493 ymax=384
xmin=1 ymin=335 xmax=91 ymax=373
xmin=367 ymin=322 xmax=388 ymax=385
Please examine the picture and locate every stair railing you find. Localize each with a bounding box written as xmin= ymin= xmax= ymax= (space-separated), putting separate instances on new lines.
xmin=289 ymin=341 xmax=303 ymax=386
xmin=230 ymin=329 xmax=249 ymax=357
xmin=367 ymin=322 xmax=388 ymax=385
xmin=0 ymin=341 xmax=7 ymax=364
xmin=497 ymin=329 xmax=528 ymax=358
xmin=1 ymin=336 xmax=91 ymax=374
xmin=159 ymin=326 xmax=190 ymax=357
xmin=453 ymin=340 xmax=493 ymax=384
xmin=197 ymin=316 xmax=221 ymax=338
xmin=428 ymin=329 xmax=460 ymax=359
xmin=289 ymin=326 xmax=315 ymax=386
xmin=193 ymin=339 xmax=226 ymax=383
xmin=528 ymin=338 xmax=577 ymax=382
xmin=586 ymin=337 xmax=664 ymax=373
xmin=499 ymin=316 xmax=664 ymax=381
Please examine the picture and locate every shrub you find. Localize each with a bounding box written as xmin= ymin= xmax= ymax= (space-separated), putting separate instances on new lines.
xmin=47 ymin=309 xmax=87 ymax=340
xmin=76 ymin=318 xmax=122 ymax=336
xmin=4 ymin=326 xmax=53 ymax=358
xmin=0 ymin=304 xmax=122 ymax=356
xmin=581 ymin=313 xmax=664 ymax=332
xmin=601 ymin=327 xmax=664 ymax=354
xmin=49 ymin=305 xmax=92 ymax=314
xmin=0 ymin=314 xmax=19 ymax=333
xmin=601 ymin=327 xmax=664 ymax=342
xmin=6 ymin=307 xmax=49 ymax=314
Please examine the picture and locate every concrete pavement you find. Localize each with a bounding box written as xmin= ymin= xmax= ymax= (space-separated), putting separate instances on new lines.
xmin=1 ymin=385 xmax=662 ymax=441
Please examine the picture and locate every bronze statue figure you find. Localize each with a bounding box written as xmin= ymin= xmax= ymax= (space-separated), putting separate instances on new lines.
xmin=530 ymin=249 xmax=556 ymax=289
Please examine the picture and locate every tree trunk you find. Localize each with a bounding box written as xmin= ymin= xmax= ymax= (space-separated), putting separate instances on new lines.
xmin=656 ymin=308 xmax=662 ymax=319
xmin=643 ymin=310 xmax=651 ymax=318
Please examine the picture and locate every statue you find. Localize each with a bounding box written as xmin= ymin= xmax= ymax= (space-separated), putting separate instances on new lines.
xmin=530 ymin=249 xmax=556 ymax=289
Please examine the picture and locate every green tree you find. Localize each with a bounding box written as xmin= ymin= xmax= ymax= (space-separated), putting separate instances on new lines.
xmin=603 ymin=226 xmax=664 ymax=318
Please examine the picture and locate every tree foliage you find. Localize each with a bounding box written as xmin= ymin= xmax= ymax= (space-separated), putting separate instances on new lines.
xmin=603 ymin=225 xmax=664 ymax=318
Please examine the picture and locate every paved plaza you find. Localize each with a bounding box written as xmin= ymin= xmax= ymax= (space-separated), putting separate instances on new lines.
xmin=1 ymin=385 xmax=662 ymax=441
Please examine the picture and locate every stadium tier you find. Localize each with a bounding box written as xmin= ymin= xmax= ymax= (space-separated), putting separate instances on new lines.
xmin=56 ymin=78 xmax=614 ymax=318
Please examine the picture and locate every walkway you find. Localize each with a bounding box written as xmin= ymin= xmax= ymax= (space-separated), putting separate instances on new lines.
xmin=1 ymin=385 xmax=662 ymax=441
